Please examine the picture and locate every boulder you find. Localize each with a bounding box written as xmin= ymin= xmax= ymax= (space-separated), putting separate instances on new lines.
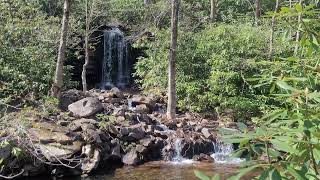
xmin=201 ymin=128 xmax=213 ymax=139
xmin=110 ymin=139 xmax=122 ymax=159
xmin=69 ymin=118 xmax=97 ymax=132
xmin=133 ymin=104 xmax=150 ymax=114
xmin=60 ymin=89 xmax=86 ymax=111
xmin=136 ymin=145 xmax=147 ymax=153
xmin=113 ymin=107 xmax=126 ymax=117
xmin=122 ymin=149 xmax=139 ymax=165
xmin=193 ymin=153 xmax=215 ymax=163
xmin=0 ymin=145 xmax=11 ymax=161
xmin=126 ymin=124 xmax=146 ymax=141
xmin=130 ymin=95 xmax=156 ymax=109
xmin=29 ymin=128 xmax=72 ymax=144
xmin=38 ymin=141 xmax=82 ymax=162
xmin=81 ymin=149 xmax=100 ymax=174
xmin=119 ymin=127 xmax=129 ymax=137
xmin=140 ymin=137 xmax=154 ymax=147
xmin=68 ymin=97 xmax=103 ymax=117
xmin=82 ymin=128 xmax=102 ymax=143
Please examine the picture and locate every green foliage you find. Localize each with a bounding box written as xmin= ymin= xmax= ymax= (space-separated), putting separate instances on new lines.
xmin=210 ymin=4 xmax=320 ymax=180
xmin=135 ymin=22 xmax=291 ymax=120
xmin=40 ymin=96 xmax=60 ymax=116
xmin=0 ymin=1 xmax=59 ymax=103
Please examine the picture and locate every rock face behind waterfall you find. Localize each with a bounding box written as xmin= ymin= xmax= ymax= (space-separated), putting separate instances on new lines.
xmin=1 ymin=88 xmax=226 ymax=178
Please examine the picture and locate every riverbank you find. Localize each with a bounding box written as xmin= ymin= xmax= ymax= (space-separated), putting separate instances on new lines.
xmin=0 ymin=88 xmax=240 ymax=179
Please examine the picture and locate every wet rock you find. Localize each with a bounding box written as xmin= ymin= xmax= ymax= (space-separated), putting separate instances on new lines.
xmin=193 ymin=153 xmax=214 ymax=163
xmin=122 ymin=149 xmax=139 ymax=165
xmin=68 ymin=97 xmax=103 ymax=117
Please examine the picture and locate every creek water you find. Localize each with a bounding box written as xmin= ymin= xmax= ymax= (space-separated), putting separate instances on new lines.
xmin=85 ymin=161 xmax=240 ymax=180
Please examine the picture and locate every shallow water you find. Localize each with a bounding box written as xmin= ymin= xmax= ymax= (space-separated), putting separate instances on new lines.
xmin=83 ymin=161 xmax=240 ymax=180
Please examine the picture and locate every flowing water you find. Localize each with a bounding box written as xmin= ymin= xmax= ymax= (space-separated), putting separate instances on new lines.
xmin=211 ymin=140 xmax=244 ymax=164
xmin=101 ymin=28 xmax=130 ymax=89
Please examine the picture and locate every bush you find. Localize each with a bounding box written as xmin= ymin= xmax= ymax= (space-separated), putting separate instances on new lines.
xmin=134 ymin=22 xmax=292 ymax=120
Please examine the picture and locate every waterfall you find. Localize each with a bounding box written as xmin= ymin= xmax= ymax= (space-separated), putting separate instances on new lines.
xmin=210 ymin=139 xmax=244 ymax=164
xmin=101 ymin=28 xmax=130 ymax=89
xmin=172 ymin=138 xmax=193 ymax=164
xmin=173 ymin=138 xmax=183 ymax=161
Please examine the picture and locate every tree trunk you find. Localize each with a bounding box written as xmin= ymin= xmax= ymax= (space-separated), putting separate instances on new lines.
xmin=294 ymin=0 xmax=303 ymax=56
xmin=268 ymin=0 xmax=280 ymax=58
xmin=51 ymin=0 xmax=71 ymax=98
xmin=255 ymin=0 xmax=261 ymax=25
xmin=167 ymin=0 xmax=179 ymax=120
xmin=82 ymin=0 xmax=89 ymax=92
xmin=210 ymin=0 xmax=217 ymax=22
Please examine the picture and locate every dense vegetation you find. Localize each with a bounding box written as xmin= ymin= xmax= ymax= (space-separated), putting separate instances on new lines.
xmin=0 ymin=0 xmax=319 ymax=179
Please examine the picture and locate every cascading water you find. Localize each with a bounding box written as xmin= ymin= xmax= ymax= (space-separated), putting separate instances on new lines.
xmin=172 ymin=138 xmax=193 ymax=164
xmin=211 ymin=139 xmax=244 ymax=164
xmin=101 ymin=28 xmax=130 ymax=89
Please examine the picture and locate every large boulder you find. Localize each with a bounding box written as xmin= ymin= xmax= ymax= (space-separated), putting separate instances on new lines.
xmin=60 ymin=89 xmax=87 ymax=111
xmin=38 ymin=141 xmax=82 ymax=162
xmin=68 ymin=97 xmax=103 ymax=117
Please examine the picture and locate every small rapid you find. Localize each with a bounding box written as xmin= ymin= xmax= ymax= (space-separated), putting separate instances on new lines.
xmin=211 ymin=139 xmax=244 ymax=164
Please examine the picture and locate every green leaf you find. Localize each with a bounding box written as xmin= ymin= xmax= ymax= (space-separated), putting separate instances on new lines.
xmin=238 ymin=122 xmax=248 ymax=132
xmin=276 ymin=81 xmax=295 ymax=91
xmin=287 ymin=166 xmax=308 ymax=180
xmin=211 ymin=174 xmax=221 ymax=180
xmin=270 ymin=168 xmax=282 ymax=180
xmin=270 ymin=139 xmax=296 ymax=154
xmin=229 ymin=165 xmax=261 ymax=180
xmin=295 ymin=4 xmax=303 ymax=12
xmin=194 ymin=170 xmax=211 ymax=180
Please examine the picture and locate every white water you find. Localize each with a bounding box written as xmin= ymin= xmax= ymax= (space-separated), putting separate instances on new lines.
xmin=171 ymin=138 xmax=194 ymax=164
xmin=101 ymin=28 xmax=130 ymax=89
xmin=211 ymin=140 xmax=244 ymax=164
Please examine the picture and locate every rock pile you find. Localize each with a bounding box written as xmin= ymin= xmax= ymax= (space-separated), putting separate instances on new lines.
xmin=1 ymin=88 xmax=221 ymax=177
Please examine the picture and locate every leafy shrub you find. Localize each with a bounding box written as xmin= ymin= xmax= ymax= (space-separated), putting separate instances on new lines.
xmin=134 ymin=22 xmax=291 ymax=120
